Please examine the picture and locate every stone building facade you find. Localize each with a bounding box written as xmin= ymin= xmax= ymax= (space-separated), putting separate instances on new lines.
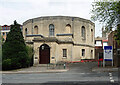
xmin=23 ymin=16 xmax=95 ymax=65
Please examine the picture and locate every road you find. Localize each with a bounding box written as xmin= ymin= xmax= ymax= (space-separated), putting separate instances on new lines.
xmin=2 ymin=62 xmax=119 ymax=85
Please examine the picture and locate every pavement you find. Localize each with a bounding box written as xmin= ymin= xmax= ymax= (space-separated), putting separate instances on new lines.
xmin=0 ymin=62 xmax=119 ymax=74
xmin=0 ymin=66 xmax=69 ymax=74
xmin=92 ymin=67 xmax=118 ymax=72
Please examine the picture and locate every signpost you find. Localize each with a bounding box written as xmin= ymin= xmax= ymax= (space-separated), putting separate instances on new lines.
xmin=103 ymin=46 xmax=113 ymax=67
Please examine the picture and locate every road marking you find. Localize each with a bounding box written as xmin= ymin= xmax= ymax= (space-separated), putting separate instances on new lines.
xmin=110 ymin=77 xmax=113 ymax=79
xmin=109 ymin=73 xmax=115 ymax=83
xmin=110 ymin=79 xmax=114 ymax=83
xmin=109 ymin=74 xmax=112 ymax=76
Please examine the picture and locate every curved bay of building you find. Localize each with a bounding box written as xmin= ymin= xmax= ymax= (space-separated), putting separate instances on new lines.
xmin=23 ymin=16 xmax=95 ymax=65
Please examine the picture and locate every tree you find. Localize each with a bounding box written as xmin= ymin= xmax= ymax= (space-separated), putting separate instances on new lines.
xmin=91 ymin=0 xmax=120 ymax=29
xmin=2 ymin=21 xmax=30 ymax=70
xmin=115 ymin=24 xmax=120 ymax=44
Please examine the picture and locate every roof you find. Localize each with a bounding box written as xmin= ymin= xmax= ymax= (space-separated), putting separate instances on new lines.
xmin=95 ymin=37 xmax=107 ymax=41
xmin=23 ymin=16 xmax=95 ymax=26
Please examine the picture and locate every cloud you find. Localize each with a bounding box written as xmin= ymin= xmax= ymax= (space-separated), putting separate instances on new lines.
xmin=0 ymin=0 xmax=101 ymax=37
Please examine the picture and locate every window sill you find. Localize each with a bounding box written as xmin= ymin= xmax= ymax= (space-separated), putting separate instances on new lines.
xmin=82 ymin=37 xmax=86 ymax=40
xmin=62 ymin=57 xmax=67 ymax=59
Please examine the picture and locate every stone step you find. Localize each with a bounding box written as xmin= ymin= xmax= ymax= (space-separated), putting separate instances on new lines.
xmin=34 ymin=64 xmax=49 ymax=67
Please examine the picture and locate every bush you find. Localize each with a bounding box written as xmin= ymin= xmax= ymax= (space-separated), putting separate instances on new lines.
xmin=18 ymin=52 xmax=30 ymax=68
xmin=11 ymin=58 xmax=21 ymax=69
xmin=2 ymin=59 xmax=11 ymax=70
xmin=26 ymin=46 xmax=34 ymax=66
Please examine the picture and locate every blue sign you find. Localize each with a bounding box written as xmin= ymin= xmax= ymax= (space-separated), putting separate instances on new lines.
xmin=104 ymin=46 xmax=113 ymax=61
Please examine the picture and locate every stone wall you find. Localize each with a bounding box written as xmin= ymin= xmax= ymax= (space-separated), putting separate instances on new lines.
xmin=23 ymin=16 xmax=95 ymax=64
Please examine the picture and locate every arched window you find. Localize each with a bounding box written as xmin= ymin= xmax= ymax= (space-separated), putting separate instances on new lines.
xmin=25 ymin=28 xmax=27 ymax=35
xmin=81 ymin=26 xmax=86 ymax=39
xmin=91 ymin=29 xmax=93 ymax=42
xmin=34 ymin=25 xmax=38 ymax=34
xmin=49 ymin=24 xmax=54 ymax=36
xmin=65 ymin=24 xmax=71 ymax=33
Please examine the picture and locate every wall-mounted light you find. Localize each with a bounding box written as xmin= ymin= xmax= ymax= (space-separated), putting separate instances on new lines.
xmin=42 ymin=46 xmax=44 ymax=50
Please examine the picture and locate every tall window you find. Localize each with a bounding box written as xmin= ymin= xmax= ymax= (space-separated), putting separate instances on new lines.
xmin=81 ymin=26 xmax=85 ymax=39
xmin=3 ymin=32 xmax=5 ymax=36
xmin=65 ymin=24 xmax=71 ymax=33
xmin=49 ymin=24 xmax=54 ymax=36
xmin=6 ymin=32 xmax=8 ymax=35
xmin=82 ymin=49 xmax=85 ymax=57
xmin=25 ymin=28 xmax=27 ymax=35
xmin=63 ymin=49 xmax=67 ymax=58
xmin=91 ymin=50 xmax=93 ymax=58
xmin=34 ymin=25 xmax=38 ymax=34
xmin=91 ymin=29 xmax=93 ymax=42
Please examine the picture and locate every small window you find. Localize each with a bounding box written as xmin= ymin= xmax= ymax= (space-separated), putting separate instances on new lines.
xmin=63 ymin=49 xmax=67 ymax=58
xmin=3 ymin=32 xmax=5 ymax=36
xmin=81 ymin=26 xmax=86 ymax=39
xmin=34 ymin=25 xmax=38 ymax=34
xmin=91 ymin=29 xmax=93 ymax=42
xmin=25 ymin=28 xmax=27 ymax=35
xmin=91 ymin=50 xmax=93 ymax=58
xmin=65 ymin=24 xmax=71 ymax=33
xmin=49 ymin=24 xmax=54 ymax=36
xmin=82 ymin=49 xmax=85 ymax=57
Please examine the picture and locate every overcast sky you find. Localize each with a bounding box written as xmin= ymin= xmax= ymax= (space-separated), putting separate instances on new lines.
xmin=0 ymin=0 xmax=103 ymax=37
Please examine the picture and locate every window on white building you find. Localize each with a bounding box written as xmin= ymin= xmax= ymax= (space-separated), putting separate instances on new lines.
xmin=91 ymin=29 xmax=93 ymax=42
xmin=34 ymin=25 xmax=38 ymax=34
xmin=63 ymin=49 xmax=67 ymax=58
xmin=49 ymin=24 xmax=54 ymax=36
xmin=81 ymin=26 xmax=86 ymax=39
xmin=25 ymin=28 xmax=28 ymax=35
xmin=65 ymin=24 xmax=71 ymax=33
xmin=91 ymin=50 xmax=93 ymax=58
xmin=82 ymin=49 xmax=85 ymax=57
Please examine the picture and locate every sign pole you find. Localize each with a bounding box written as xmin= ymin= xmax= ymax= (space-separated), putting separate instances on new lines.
xmin=112 ymin=49 xmax=113 ymax=66
xmin=103 ymin=50 xmax=105 ymax=67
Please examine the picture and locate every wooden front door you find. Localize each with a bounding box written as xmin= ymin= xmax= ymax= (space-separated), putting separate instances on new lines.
xmin=39 ymin=44 xmax=50 ymax=64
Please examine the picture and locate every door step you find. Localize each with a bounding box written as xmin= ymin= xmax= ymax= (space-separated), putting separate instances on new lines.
xmin=34 ymin=64 xmax=49 ymax=67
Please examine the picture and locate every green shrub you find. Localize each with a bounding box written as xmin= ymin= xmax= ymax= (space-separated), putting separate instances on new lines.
xmin=26 ymin=46 xmax=34 ymax=66
xmin=2 ymin=21 xmax=31 ymax=70
xmin=11 ymin=58 xmax=21 ymax=69
xmin=2 ymin=59 xmax=11 ymax=70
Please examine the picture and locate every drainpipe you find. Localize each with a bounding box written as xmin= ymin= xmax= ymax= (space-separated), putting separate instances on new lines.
xmin=71 ymin=17 xmax=74 ymax=62
xmin=32 ymin=19 xmax=33 ymax=34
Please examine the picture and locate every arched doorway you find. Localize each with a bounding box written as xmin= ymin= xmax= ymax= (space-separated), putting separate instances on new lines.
xmin=39 ymin=44 xmax=50 ymax=64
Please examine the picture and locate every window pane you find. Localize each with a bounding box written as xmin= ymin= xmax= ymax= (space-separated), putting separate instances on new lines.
xmin=63 ymin=49 xmax=67 ymax=57
xmin=82 ymin=49 xmax=85 ymax=57
xmin=81 ymin=26 xmax=85 ymax=39
xmin=49 ymin=24 xmax=54 ymax=36
xmin=3 ymin=32 xmax=5 ymax=35
xmin=25 ymin=28 xmax=27 ymax=35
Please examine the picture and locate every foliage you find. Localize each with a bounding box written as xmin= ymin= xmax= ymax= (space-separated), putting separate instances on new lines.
xmin=91 ymin=0 xmax=120 ymax=28
xmin=2 ymin=21 xmax=30 ymax=70
xmin=114 ymin=24 xmax=120 ymax=44
xmin=26 ymin=45 xmax=34 ymax=66
xmin=2 ymin=59 xmax=11 ymax=70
